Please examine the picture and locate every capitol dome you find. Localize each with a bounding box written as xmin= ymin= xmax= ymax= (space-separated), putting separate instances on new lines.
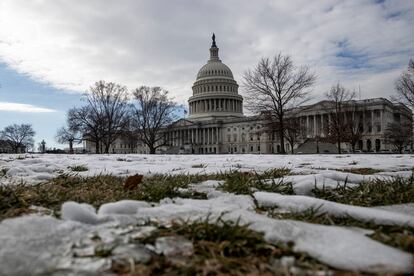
xmin=196 ymin=60 xmax=234 ymax=80
xmin=188 ymin=34 xmax=243 ymax=120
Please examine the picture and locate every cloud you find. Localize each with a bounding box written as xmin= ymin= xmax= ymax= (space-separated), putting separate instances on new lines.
xmin=0 ymin=102 xmax=56 ymax=113
xmin=0 ymin=0 xmax=413 ymax=104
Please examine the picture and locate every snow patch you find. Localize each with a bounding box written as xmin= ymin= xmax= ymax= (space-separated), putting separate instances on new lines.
xmin=98 ymin=200 xmax=151 ymax=215
xmin=254 ymin=191 xmax=414 ymax=228
xmin=61 ymin=201 xmax=100 ymax=225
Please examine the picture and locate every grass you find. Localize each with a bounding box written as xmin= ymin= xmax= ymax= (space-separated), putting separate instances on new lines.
xmin=0 ymin=173 xmax=212 ymax=220
xmin=68 ymin=165 xmax=89 ymax=172
xmin=191 ymin=163 xmax=206 ymax=168
xmin=0 ymin=168 xmax=8 ymax=178
xmin=339 ymin=167 xmax=382 ymax=175
xmin=0 ymin=168 xmax=295 ymax=220
xmin=265 ymin=207 xmax=414 ymax=254
xmin=219 ymin=168 xmax=293 ymax=195
xmin=114 ymin=217 xmax=332 ymax=275
xmin=313 ymin=173 xmax=414 ymax=206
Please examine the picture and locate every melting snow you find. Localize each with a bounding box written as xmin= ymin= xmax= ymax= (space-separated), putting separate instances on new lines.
xmin=0 ymin=153 xmax=413 ymax=274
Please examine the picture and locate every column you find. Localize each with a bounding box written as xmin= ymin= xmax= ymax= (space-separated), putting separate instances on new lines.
xmin=306 ymin=116 xmax=310 ymax=137
xmin=213 ymin=128 xmax=216 ymax=144
xmin=380 ymin=110 xmax=384 ymax=133
xmin=371 ymin=110 xmax=374 ymax=133
xmin=321 ymin=115 xmax=324 ymax=137
xmin=314 ymin=115 xmax=317 ymax=136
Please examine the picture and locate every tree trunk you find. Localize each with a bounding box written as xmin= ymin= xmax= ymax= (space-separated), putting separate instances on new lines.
xmin=279 ymin=118 xmax=285 ymax=154
xmin=316 ymin=137 xmax=320 ymax=154
xmin=95 ymin=140 xmax=100 ymax=154
xmin=69 ymin=140 xmax=74 ymax=154
xmin=104 ymin=143 xmax=110 ymax=154
xmin=337 ymin=136 xmax=341 ymax=154
xmin=290 ymin=143 xmax=294 ymax=154
xmin=149 ymin=147 xmax=156 ymax=154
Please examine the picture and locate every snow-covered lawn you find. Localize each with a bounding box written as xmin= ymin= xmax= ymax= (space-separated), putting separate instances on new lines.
xmin=0 ymin=154 xmax=413 ymax=274
xmin=1 ymin=153 xmax=413 ymax=187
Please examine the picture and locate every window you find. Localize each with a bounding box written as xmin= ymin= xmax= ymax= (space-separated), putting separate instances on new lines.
xmin=233 ymin=134 xmax=237 ymax=142
xmin=250 ymin=135 xmax=253 ymax=141
xmin=258 ymin=145 xmax=261 ymax=152
xmin=257 ymin=135 xmax=260 ymax=141
xmin=250 ymin=146 xmax=254 ymax=152
xmin=376 ymin=125 xmax=381 ymax=132
xmin=227 ymin=134 xmax=231 ymax=142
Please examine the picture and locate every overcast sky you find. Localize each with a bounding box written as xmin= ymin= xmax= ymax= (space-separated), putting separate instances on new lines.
xmin=0 ymin=0 xmax=413 ymax=148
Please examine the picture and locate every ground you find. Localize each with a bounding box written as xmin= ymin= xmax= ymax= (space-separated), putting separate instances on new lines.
xmin=0 ymin=154 xmax=413 ymax=275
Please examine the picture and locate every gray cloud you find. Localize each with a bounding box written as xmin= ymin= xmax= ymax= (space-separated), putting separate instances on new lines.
xmin=0 ymin=0 xmax=413 ymax=104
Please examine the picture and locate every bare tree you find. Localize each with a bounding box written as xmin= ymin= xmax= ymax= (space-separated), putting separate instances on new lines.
xmin=345 ymin=104 xmax=365 ymax=153
xmin=324 ymin=83 xmax=356 ymax=154
xmin=67 ymin=81 xmax=131 ymax=154
xmin=284 ymin=116 xmax=305 ymax=154
xmin=132 ymin=86 xmax=178 ymax=154
xmin=67 ymin=106 xmax=104 ymax=153
xmin=85 ymin=81 xmax=131 ymax=153
xmin=395 ymin=59 xmax=414 ymax=108
xmin=243 ymin=53 xmax=316 ymax=154
xmin=55 ymin=127 xmax=81 ymax=154
xmin=0 ymin=124 xmax=35 ymax=153
xmin=384 ymin=122 xmax=412 ymax=153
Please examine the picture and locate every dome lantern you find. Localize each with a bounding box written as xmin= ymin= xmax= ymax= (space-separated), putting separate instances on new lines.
xmin=209 ymin=33 xmax=220 ymax=62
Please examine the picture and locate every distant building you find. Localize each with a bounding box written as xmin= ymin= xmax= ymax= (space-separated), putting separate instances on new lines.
xmin=84 ymin=36 xmax=413 ymax=154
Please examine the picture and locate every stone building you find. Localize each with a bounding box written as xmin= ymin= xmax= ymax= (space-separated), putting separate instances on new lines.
xmin=85 ymin=36 xmax=413 ymax=154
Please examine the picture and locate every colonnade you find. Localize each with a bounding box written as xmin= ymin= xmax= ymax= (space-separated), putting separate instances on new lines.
xmin=298 ymin=109 xmax=384 ymax=138
xmin=166 ymin=127 xmax=221 ymax=147
xmin=189 ymin=98 xmax=242 ymax=114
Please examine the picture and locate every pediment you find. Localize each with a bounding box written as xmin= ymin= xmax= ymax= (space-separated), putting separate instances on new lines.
xmin=170 ymin=118 xmax=197 ymax=127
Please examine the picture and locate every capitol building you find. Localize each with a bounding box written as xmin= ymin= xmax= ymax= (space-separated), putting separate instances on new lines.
xmin=86 ymin=36 xmax=413 ymax=154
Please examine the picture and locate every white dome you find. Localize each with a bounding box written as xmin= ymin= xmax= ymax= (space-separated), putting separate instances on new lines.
xmin=196 ymin=61 xmax=234 ymax=80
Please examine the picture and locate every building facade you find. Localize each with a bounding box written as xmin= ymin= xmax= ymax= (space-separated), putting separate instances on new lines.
xmin=85 ymin=36 xmax=413 ymax=154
